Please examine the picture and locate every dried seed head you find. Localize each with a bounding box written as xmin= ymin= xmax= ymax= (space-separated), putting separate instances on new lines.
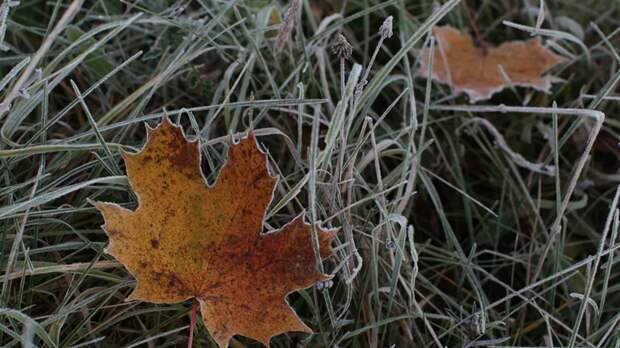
xmin=379 ymin=16 xmax=393 ymax=39
xmin=274 ymin=0 xmax=301 ymax=54
xmin=332 ymin=33 xmax=352 ymax=60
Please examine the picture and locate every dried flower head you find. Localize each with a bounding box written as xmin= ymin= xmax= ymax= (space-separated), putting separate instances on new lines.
xmin=274 ymin=0 xmax=301 ymax=54
xmin=332 ymin=33 xmax=352 ymax=60
xmin=379 ymin=16 xmax=393 ymax=39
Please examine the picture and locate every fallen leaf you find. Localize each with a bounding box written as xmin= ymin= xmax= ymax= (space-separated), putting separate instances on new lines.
xmin=90 ymin=118 xmax=336 ymax=347
xmin=418 ymin=25 xmax=564 ymax=102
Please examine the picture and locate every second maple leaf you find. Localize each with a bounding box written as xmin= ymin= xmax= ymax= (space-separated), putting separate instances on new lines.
xmin=419 ymin=25 xmax=564 ymax=102
xmin=90 ymin=118 xmax=336 ymax=347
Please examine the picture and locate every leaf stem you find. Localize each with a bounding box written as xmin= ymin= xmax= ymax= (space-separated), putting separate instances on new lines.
xmin=188 ymin=301 xmax=199 ymax=348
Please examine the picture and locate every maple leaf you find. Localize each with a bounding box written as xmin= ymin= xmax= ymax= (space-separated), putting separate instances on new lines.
xmin=89 ymin=118 xmax=336 ymax=347
xmin=418 ymin=25 xmax=564 ymax=102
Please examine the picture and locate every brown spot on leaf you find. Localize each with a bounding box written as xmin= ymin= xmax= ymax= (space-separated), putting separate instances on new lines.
xmin=169 ymin=143 xmax=196 ymax=169
xmin=108 ymin=229 xmax=122 ymax=237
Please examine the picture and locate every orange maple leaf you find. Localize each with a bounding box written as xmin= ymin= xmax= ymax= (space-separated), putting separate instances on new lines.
xmin=89 ymin=118 xmax=336 ymax=347
xmin=418 ymin=25 xmax=564 ymax=102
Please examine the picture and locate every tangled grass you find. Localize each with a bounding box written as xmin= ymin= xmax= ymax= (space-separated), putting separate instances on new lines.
xmin=1 ymin=0 xmax=620 ymax=347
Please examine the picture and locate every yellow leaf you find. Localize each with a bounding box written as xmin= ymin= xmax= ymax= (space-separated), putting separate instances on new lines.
xmin=90 ymin=118 xmax=336 ymax=347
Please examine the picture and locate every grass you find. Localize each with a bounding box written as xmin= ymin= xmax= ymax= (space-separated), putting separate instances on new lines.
xmin=1 ymin=0 xmax=620 ymax=347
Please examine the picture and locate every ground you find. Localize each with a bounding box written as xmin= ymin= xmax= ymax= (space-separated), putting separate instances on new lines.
xmin=0 ymin=0 xmax=619 ymax=347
